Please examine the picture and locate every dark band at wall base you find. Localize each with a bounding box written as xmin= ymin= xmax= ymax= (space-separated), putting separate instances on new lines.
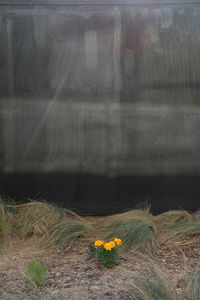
xmin=0 ymin=172 xmax=199 ymax=215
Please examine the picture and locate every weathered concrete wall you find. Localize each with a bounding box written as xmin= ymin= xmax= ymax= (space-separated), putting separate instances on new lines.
xmin=0 ymin=2 xmax=200 ymax=213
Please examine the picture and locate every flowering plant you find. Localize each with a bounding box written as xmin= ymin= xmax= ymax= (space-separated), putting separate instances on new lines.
xmin=87 ymin=238 xmax=122 ymax=267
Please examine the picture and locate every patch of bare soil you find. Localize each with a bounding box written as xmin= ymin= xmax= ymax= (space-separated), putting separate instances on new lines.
xmin=0 ymin=242 xmax=142 ymax=300
xmin=0 ymin=224 xmax=200 ymax=299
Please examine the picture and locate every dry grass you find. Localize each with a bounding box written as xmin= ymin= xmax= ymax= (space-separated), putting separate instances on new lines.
xmin=158 ymin=221 xmax=200 ymax=247
xmin=129 ymin=262 xmax=200 ymax=300
xmin=0 ymin=200 xmax=200 ymax=300
xmin=153 ymin=210 xmax=192 ymax=229
xmin=192 ymin=210 xmax=200 ymax=221
xmin=106 ymin=219 xmax=156 ymax=252
xmin=104 ymin=207 xmax=156 ymax=252
xmin=105 ymin=205 xmax=152 ymax=224
xmin=0 ymin=198 xmax=200 ymax=253
xmin=0 ymin=199 xmax=92 ymax=248
xmin=41 ymin=219 xmax=92 ymax=247
xmin=152 ymin=210 xmax=199 ymax=247
xmin=103 ymin=207 xmax=200 ymax=252
xmin=0 ymin=199 xmax=12 ymax=248
xmin=130 ymin=263 xmax=179 ymax=300
xmin=12 ymin=200 xmax=84 ymax=239
xmin=12 ymin=201 xmax=61 ymax=238
xmin=183 ymin=271 xmax=200 ymax=300
xmin=5 ymin=288 xmax=58 ymax=300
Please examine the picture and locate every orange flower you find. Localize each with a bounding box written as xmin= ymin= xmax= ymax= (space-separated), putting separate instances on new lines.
xmin=94 ymin=240 xmax=105 ymax=247
xmin=114 ymin=238 xmax=122 ymax=246
xmin=104 ymin=241 xmax=116 ymax=251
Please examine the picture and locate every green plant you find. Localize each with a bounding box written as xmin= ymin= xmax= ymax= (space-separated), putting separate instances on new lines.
xmin=97 ymin=245 xmax=118 ymax=268
xmin=88 ymin=239 xmax=122 ymax=267
xmin=87 ymin=243 xmax=97 ymax=259
xmin=25 ymin=259 xmax=47 ymax=286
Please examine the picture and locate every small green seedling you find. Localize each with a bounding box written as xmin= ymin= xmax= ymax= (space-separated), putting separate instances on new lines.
xmin=25 ymin=259 xmax=47 ymax=286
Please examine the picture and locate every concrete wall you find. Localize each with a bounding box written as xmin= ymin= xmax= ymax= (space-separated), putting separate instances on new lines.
xmin=0 ymin=2 xmax=200 ymax=213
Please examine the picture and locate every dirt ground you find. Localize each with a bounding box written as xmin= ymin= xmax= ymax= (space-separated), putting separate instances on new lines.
xmin=0 ymin=220 xmax=200 ymax=300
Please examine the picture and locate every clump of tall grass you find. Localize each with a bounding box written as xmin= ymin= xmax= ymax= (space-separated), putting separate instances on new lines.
xmin=12 ymin=200 xmax=84 ymax=239
xmin=104 ymin=208 xmax=198 ymax=252
xmin=130 ymin=264 xmax=179 ymax=300
xmin=106 ymin=205 xmax=152 ymax=223
xmin=183 ymin=271 xmax=200 ymax=300
xmin=13 ymin=201 xmax=59 ymax=238
xmin=129 ymin=263 xmax=200 ymax=300
xmin=105 ymin=217 xmax=156 ymax=252
xmin=42 ymin=219 xmax=91 ymax=247
xmin=193 ymin=210 xmax=200 ymax=221
xmin=104 ymin=206 xmax=155 ymax=252
xmin=153 ymin=210 xmax=192 ymax=230
xmin=0 ymin=199 xmax=12 ymax=248
xmin=159 ymin=221 xmax=200 ymax=246
xmin=10 ymin=200 xmax=92 ymax=247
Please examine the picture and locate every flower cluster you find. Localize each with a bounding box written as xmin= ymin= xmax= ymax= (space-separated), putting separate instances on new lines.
xmin=88 ymin=238 xmax=122 ymax=267
xmin=94 ymin=238 xmax=122 ymax=251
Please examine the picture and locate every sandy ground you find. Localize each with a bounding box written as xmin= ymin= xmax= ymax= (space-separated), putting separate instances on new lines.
xmin=0 ymin=237 xmax=200 ymax=300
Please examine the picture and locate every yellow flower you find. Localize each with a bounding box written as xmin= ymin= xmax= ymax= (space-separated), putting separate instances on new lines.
xmin=114 ymin=238 xmax=122 ymax=246
xmin=109 ymin=241 xmax=116 ymax=248
xmin=104 ymin=241 xmax=116 ymax=251
xmin=94 ymin=240 xmax=105 ymax=247
xmin=104 ymin=243 xmax=112 ymax=251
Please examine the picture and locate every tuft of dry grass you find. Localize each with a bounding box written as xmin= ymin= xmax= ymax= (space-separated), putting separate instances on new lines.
xmin=192 ymin=210 xmax=200 ymax=221
xmin=106 ymin=205 xmax=152 ymax=224
xmin=12 ymin=201 xmax=61 ymax=238
xmin=12 ymin=200 xmax=92 ymax=247
xmin=129 ymin=262 xmax=200 ymax=300
xmin=153 ymin=210 xmax=192 ymax=229
xmin=105 ymin=208 xmax=156 ymax=252
xmin=12 ymin=200 xmax=84 ymax=239
xmin=159 ymin=221 xmax=200 ymax=246
xmin=130 ymin=263 xmax=179 ymax=300
xmin=5 ymin=287 xmax=59 ymax=300
xmin=0 ymin=198 xmax=92 ymax=248
xmin=183 ymin=271 xmax=200 ymax=300
xmin=42 ymin=219 xmax=92 ymax=247
xmin=103 ymin=208 xmax=200 ymax=252
xmin=0 ymin=199 xmax=12 ymax=248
